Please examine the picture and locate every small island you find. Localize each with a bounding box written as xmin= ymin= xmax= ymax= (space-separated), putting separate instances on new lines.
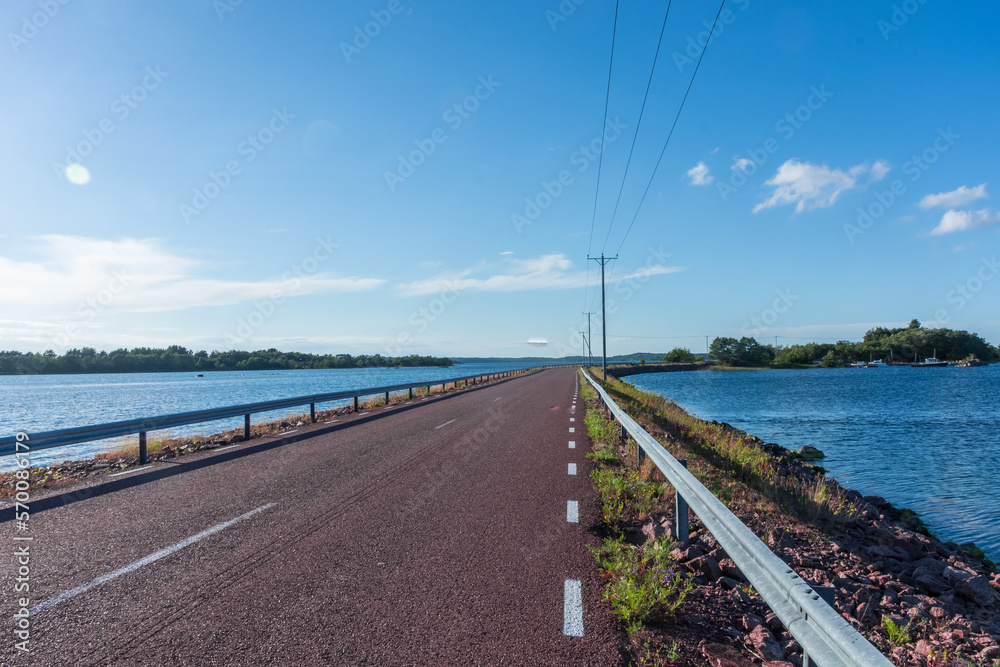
xmin=661 ymin=321 xmax=998 ymax=369
xmin=0 ymin=347 xmax=453 ymax=375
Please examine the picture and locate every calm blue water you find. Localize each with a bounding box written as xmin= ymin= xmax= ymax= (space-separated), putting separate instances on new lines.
xmin=0 ymin=363 xmax=535 ymax=471
xmin=626 ymin=365 xmax=1000 ymax=561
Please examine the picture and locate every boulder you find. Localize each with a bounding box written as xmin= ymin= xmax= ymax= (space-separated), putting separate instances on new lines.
xmin=700 ymin=643 xmax=746 ymax=667
xmin=795 ymin=446 xmax=825 ymax=461
xmin=740 ymin=613 xmax=764 ymax=632
xmin=690 ymin=554 xmax=723 ymax=581
xmin=748 ymin=626 xmax=785 ymax=662
xmin=956 ymin=574 xmax=997 ymax=607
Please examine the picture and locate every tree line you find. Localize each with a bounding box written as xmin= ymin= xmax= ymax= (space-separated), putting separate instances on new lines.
xmin=0 ymin=347 xmax=453 ymax=375
xmin=661 ymin=321 xmax=998 ymax=368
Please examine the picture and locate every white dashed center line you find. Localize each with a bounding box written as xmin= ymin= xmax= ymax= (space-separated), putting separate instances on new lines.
xmin=566 ymin=500 xmax=579 ymax=523
xmin=568 ymin=427 xmax=575 ymax=433
xmin=568 ymin=463 xmax=577 ymax=475
xmin=568 ymin=441 xmax=575 ymax=449
xmin=563 ymin=579 xmax=584 ymax=637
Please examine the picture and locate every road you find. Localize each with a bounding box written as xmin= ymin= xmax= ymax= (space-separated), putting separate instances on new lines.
xmin=2 ymin=367 xmax=624 ymax=665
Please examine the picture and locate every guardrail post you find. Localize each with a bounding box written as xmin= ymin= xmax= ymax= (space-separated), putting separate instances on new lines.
xmin=310 ymin=403 xmax=316 ymax=423
xmin=139 ymin=431 xmax=147 ymax=464
xmin=676 ymin=459 xmax=689 ymax=543
xmin=353 ymin=396 xmax=359 ymax=411
xmin=384 ymin=391 xmax=390 ymax=404
xmin=802 ymin=586 xmax=836 ymax=667
xmin=409 ymin=387 xmax=413 ymax=400
xmin=244 ymin=414 xmax=251 ymax=441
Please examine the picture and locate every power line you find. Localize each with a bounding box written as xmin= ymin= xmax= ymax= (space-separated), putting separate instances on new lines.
xmin=609 ymin=334 xmax=707 ymax=339
xmin=600 ymin=0 xmax=674 ymax=252
xmin=583 ymin=0 xmax=621 ymax=312
xmin=613 ymin=0 xmax=727 ymax=256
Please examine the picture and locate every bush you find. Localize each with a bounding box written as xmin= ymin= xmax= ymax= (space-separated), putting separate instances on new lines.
xmin=662 ymin=347 xmax=697 ymax=363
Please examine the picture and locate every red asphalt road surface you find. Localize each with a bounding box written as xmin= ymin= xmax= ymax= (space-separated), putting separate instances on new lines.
xmin=2 ymin=368 xmax=625 ymax=666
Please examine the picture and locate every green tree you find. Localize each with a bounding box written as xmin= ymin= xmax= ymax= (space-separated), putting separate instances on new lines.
xmin=709 ymin=337 xmax=775 ymax=367
xmin=663 ymin=347 xmax=697 ymax=363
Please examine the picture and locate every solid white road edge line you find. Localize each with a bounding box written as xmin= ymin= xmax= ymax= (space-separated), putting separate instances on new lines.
xmin=563 ymin=579 xmax=584 ymax=637
xmin=23 ymin=503 xmax=277 ymax=618
xmin=108 ymin=466 xmax=153 ymax=478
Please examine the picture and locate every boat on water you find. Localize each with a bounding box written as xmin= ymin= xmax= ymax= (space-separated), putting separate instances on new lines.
xmin=850 ymin=357 xmax=887 ymax=368
xmin=952 ymin=358 xmax=986 ymax=367
xmin=911 ymin=350 xmax=948 ymax=367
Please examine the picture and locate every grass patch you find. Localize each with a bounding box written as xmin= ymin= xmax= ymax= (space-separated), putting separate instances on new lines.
xmin=588 ymin=535 xmax=693 ymax=635
xmin=586 ymin=448 xmax=620 ymax=465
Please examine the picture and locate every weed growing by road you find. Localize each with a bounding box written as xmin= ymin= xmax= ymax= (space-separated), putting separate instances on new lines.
xmin=578 ymin=369 xmax=691 ymax=640
xmin=882 ymin=616 xmax=916 ymax=645
xmin=588 ymin=535 xmax=693 ymax=635
xmin=585 ymin=409 xmax=665 ymax=528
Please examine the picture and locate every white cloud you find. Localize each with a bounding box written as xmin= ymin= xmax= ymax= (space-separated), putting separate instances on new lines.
xmin=498 ymin=251 xmax=514 ymax=255
xmin=0 ymin=235 xmax=385 ymax=316
xmin=919 ymin=183 xmax=988 ymax=209
xmin=753 ymin=159 xmax=888 ymax=213
xmin=869 ymin=160 xmax=891 ymax=182
xmin=686 ymin=161 xmax=713 ymax=186
xmin=929 ymin=209 xmax=1000 ymax=236
xmin=395 ymin=253 xmax=681 ymax=297
xmin=731 ymin=157 xmax=754 ymax=172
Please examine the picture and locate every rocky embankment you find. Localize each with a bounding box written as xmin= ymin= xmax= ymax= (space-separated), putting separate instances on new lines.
xmin=638 ymin=422 xmax=1000 ymax=666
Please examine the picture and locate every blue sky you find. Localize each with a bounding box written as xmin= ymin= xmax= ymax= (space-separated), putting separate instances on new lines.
xmin=2 ymin=0 xmax=998 ymax=358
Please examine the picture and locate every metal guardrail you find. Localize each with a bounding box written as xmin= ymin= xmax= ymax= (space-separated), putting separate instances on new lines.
xmin=0 ymin=369 xmax=533 ymax=462
xmin=581 ymin=370 xmax=892 ymax=667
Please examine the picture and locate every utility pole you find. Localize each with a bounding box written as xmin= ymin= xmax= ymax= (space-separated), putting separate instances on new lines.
xmin=588 ymin=254 xmax=617 ymax=379
xmin=579 ymin=331 xmax=587 ymax=364
xmin=583 ymin=311 xmax=595 ymax=367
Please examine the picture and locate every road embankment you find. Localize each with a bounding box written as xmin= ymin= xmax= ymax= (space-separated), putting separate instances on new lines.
xmin=586 ymin=372 xmax=1000 ymax=667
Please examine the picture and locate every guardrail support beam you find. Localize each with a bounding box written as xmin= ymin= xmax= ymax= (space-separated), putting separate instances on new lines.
xmin=139 ymin=431 xmax=147 ymax=464
xmin=676 ymin=459 xmax=689 ymax=543
xmin=244 ymin=414 xmax=251 ymax=440
xmin=353 ymin=396 xmax=359 ymax=411
xmin=310 ymin=403 xmax=316 ymax=423
xmin=408 ymin=387 xmax=413 ymax=400
xmin=385 ymin=391 xmax=390 ymax=404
